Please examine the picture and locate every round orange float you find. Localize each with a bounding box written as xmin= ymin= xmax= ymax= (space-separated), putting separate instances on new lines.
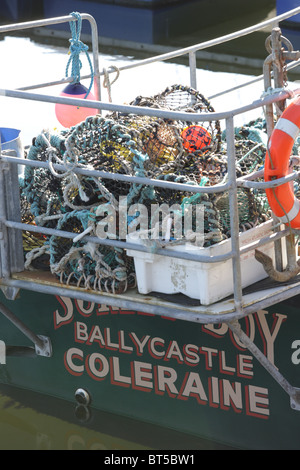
xmin=181 ymin=125 xmax=212 ymax=153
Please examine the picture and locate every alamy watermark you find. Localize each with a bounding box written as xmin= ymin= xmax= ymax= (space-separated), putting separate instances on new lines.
xmin=93 ymin=197 xmax=205 ymax=246
xmin=0 ymin=340 xmax=6 ymax=365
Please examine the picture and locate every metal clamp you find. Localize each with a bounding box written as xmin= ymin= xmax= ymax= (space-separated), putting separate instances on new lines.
xmin=35 ymin=335 xmax=53 ymax=358
xmin=0 ymin=302 xmax=52 ymax=358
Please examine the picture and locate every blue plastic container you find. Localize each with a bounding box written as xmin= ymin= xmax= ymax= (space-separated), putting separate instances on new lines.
xmin=0 ymin=128 xmax=23 ymax=177
xmin=0 ymin=128 xmax=22 ymax=155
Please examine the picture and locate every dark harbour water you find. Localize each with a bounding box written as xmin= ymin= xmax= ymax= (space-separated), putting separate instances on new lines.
xmin=0 ymin=384 xmax=236 ymax=450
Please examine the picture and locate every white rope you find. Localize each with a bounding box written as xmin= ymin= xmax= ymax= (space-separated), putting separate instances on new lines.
xmin=103 ymin=66 xmax=120 ymax=103
xmin=24 ymin=245 xmax=49 ymax=270
xmin=261 ymin=86 xmax=296 ymax=100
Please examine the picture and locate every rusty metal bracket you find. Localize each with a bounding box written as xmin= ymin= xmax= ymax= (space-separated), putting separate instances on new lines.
xmin=263 ymin=27 xmax=300 ymax=136
xmin=0 ymin=301 xmax=52 ymax=358
xmin=255 ymin=233 xmax=300 ymax=282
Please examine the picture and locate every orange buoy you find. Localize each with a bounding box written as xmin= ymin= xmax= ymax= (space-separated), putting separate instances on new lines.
xmin=181 ymin=125 xmax=212 ymax=153
xmin=264 ymin=95 xmax=300 ymax=228
xmin=55 ymin=82 xmax=97 ymax=128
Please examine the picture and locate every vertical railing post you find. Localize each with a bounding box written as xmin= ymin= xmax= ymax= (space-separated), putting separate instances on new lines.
xmin=189 ymin=51 xmax=197 ymax=90
xmin=0 ymin=150 xmax=24 ymax=283
xmin=226 ymin=116 xmax=243 ymax=311
xmin=84 ymin=14 xmax=101 ymax=103
xmin=0 ymin=159 xmax=10 ymax=280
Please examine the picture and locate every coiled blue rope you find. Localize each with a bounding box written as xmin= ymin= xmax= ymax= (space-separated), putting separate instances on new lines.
xmin=65 ymin=11 xmax=94 ymax=97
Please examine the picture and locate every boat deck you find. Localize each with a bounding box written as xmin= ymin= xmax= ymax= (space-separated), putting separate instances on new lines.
xmin=6 ymin=269 xmax=300 ymax=324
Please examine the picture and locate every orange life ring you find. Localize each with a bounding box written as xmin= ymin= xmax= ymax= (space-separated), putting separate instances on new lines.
xmin=264 ymin=95 xmax=300 ymax=228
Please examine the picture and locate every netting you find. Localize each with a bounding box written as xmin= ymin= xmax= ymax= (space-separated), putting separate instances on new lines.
xmin=20 ymin=191 xmax=50 ymax=270
xmin=120 ymin=84 xmax=222 ymax=176
xmin=20 ymin=84 xmax=272 ymax=294
xmin=48 ymin=210 xmax=136 ymax=293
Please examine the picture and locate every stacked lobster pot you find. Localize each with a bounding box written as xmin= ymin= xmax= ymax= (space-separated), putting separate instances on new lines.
xmin=20 ymin=85 xmax=282 ymax=304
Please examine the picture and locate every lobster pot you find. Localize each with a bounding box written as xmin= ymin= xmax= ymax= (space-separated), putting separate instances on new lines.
xmin=126 ymin=220 xmax=289 ymax=305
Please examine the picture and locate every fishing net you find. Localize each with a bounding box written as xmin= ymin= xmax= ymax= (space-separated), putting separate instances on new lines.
xmin=49 ymin=210 xmax=136 ymax=293
xmin=21 ymin=115 xmax=149 ymax=293
xmin=20 ymin=191 xmax=50 ymax=270
xmin=20 ymin=84 xmax=271 ymax=294
xmin=22 ymin=132 xmax=67 ymax=226
xmin=119 ymin=84 xmax=222 ymax=177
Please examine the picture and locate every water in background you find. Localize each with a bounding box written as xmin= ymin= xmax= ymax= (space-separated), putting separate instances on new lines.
xmin=0 ymin=34 xmax=269 ymax=146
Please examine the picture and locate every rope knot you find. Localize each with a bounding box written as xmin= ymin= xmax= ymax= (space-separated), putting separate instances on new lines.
xmin=69 ymin=38 xmax=89 ymax=57
xmin=65 ymin=12 xmax=94 ymax=96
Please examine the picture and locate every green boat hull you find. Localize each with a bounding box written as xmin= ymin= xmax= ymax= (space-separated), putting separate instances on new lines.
xmin=0 ymin=289 xmax=299 ymax=449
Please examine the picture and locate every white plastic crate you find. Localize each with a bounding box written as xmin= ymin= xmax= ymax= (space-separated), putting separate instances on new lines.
xmin=126 ymin=220 xmax=289 ymax=305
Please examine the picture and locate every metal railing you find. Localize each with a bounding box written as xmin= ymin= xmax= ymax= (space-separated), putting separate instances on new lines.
xmin=1 ymin=9 xmax=300 ymax=406
xmin=1 ymin=8 xmax=300 ymax=323
xmin=6 ymin=6 xmax=300 ymax=95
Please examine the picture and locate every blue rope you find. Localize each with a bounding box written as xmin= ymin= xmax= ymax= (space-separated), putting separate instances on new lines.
xmin=65 ymin=12 xmax=94 ymax=97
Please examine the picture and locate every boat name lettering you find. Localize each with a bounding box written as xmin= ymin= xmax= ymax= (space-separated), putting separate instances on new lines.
xmin=73 ymin=320 xmax=255 ymax=376
xmin=291 ymin=340 xmax=300 ymax=365
xmin=54 ymin=297 xmax=286 ymax=365
xmin=64 ymin=347 xmax=269 ymax=419
xmin=53 ymin=297 xmax=289 ymax=420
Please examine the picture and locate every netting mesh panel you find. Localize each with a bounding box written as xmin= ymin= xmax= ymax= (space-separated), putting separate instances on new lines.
xmin=59 ymin=116 xmax=152 ymax=209
xmin=127 ymin=85 xmax=222 ymax=176
xmin=22 ymin=133 xmax=67 ymax=226
xmin=49 ymin=210 xmax=136 ymax=294
xmin=20 ymin=191 xmax=50 ymax=270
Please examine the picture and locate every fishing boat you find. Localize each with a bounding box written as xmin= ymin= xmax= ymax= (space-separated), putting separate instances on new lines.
xmin=277 ymin=0 xmax=300 ymax=50
xmin=1 ymin=7 xmax=300 ymax=450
